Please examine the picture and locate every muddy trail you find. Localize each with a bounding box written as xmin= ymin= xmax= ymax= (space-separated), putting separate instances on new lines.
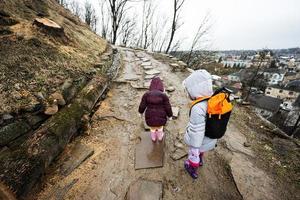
xmin=31 ymin=48 xmax=281 ymax=200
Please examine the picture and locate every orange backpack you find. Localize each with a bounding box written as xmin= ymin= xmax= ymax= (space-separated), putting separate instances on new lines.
xmin=190 ymin=87 xmax=233 ymax=139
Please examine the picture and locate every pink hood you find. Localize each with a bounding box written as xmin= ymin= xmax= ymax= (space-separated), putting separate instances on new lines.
xmin=149 ymin=77 xmax=164 ymax=92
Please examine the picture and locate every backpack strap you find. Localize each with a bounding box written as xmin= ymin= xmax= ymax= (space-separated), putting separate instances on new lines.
xmin=189 ymin=96 xmax=210 ymax=116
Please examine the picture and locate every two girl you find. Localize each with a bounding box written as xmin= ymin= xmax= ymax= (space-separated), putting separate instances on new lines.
xmin=139 ymin=70 xmax=217 ymax=179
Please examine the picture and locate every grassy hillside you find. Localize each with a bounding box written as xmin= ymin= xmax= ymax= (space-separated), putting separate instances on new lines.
xmin=0 ymin=0 xmax=107 ymax=114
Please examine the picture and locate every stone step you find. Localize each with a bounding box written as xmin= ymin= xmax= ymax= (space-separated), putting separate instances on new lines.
xmin=145 ymin=69 xmax=160 ymax=75
xmin=135 ymin=132 xmax=164 ymax=170
xmin=172 ymin=107 xmax=180 ymax=118
xmin=170 ymin=63 xmax=179 ymax=67
xmin=126 ymin=179 xmax=163 ymax=200
xmin=143 ymin=81 xmax=151 ymax=88
xmin=141 ymin=62 xmax=152 ymax=66
xmin=145 ymin=74 xmax=156 ymax=80
xmin=143 ymin=65 xmax=153 ymax=70
xmin=141 ymin=58 xmax=150 ymax=62
xmin=171 ymin=148 xmax=187 ymax=161
xmin=166 ymin=86 xmax=175 ymax=92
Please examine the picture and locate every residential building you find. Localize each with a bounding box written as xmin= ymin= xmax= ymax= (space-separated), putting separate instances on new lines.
xmin=260 ymin=68 xmax=285 ymax=85
xmin=248 ymin=94 xmax=282 ymax=118
xmin=226 ymin=84 xmax=243 ymax=99
xmin=227 ymin=72 xmax=240 ymax=82
xmin=222 ymin=60 xmax=251 ymax=68
xmin=282 ymin=72 xmax=300 ymax=84
xmin=265 ymin=86 xmax=299 ymax=100
xmin=281 ymin=101 xmax=294 ymax=111
xmin=297 ymin=62 xmax=300 ymax=71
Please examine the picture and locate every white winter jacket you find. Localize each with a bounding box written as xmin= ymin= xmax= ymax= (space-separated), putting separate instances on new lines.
xmin=183 ymin=70 xmax=217 ymax=151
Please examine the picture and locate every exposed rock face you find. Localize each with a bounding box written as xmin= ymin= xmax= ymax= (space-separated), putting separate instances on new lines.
xmin=166 ymin=86 xmax=175 ymax=92
xmin=219 ymin=123 xmax=279 ymax=200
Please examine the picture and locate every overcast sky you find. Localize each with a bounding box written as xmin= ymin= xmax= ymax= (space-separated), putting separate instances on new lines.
xmin=83 ymin=0 xmax=300 ymax=50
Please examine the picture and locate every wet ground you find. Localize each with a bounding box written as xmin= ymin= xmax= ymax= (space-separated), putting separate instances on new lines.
xmin=32 ymin=48 xmax=281 ymax=200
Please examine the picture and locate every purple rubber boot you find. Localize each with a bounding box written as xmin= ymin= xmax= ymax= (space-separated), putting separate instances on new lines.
xmin=199 ymin=152 xmax=204 ymax=166
xmin=184 ymin=160 xmax=198 ymax=179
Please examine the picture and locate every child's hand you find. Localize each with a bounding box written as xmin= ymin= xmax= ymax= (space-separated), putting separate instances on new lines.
xmin=169 ymin=117 xmax=173 ymax=121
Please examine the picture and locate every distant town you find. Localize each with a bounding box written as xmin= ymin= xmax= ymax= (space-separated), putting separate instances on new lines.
xmin=210 ymin=48 xmax=300 ymax=137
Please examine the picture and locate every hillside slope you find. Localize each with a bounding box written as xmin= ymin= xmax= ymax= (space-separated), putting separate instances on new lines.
xmin=0 ymin=0 xmax=112 ymax=198
xmin=0 ymin=0 xmax=107 ymax=114
xmin=33 ymin=48 xmax=299 ymax=200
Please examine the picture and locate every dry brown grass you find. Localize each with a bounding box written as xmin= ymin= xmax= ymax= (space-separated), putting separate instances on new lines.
xmin=0 ymin=0 xmax=107 ymax=114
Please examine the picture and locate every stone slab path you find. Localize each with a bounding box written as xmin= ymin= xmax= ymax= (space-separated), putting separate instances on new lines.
xmin=34 ymin=48 xmax=279 ymax=200
xmin=126 ymin=179 xmax=162 ymax=200
xmin=217 ymin=123 xmax=278 ymax=200
xmin=135 ymin=132 xmax=164 ymax=170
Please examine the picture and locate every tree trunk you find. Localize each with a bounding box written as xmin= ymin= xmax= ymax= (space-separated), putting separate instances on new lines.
xmin=33 ymin=18 xmax=64 ymax=37
xmin=186 ymin=49 xmax=194 ymax=67
xmin=0 ymin=77 xmax=108 ymax=198
xmin=244 ymin=58 xmax=263 ymax=101
xmin=291 ymin=113 xmax=300 ymax=137
xmin=165 ymin=1 xmax=177 ymax=54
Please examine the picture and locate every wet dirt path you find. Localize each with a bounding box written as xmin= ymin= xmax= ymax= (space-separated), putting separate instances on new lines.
xmin=34 ymin=48 xmax=248 ymax=200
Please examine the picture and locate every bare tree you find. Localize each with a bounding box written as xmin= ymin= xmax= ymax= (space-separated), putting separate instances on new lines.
xmin=153 ymin=17 xmax=169 ymax=52
xmin=150 ymin=19 xmax=160 ymax=51
xmin=165 ymin=0 xmax=185 ymax=53
xmin=107 ymin=0 xmax=131 ymax=44
xmin=170 ymin=39 xmax=181 ymax=52
xmin=186 ymin=13 xmax=211 ymax=66
xmin=138 ymin=0 xmax=146 ymax=47
xmin=244 ymin=50 xmax=269 ymax=101
xmin=142 ymin=0 xmax=155 ymax=49
xmin=286 ymin=105 xmax=300 ymax=137
xmin=159 ymin=28 xmax=170 ymax=53
xmin=68 ymin=1 xmax=82 ymax=18
xmin=57 ymin=0 xmax=67 ymax=6
xmin=291 ymin=113 xmax=300 ymax=137
xmin=120 ymin=16 xmax=136 ymax=46
xmin=99 ymin=0 xmax=110 ymax=39
xmin=84 ymin=1 xmax=98 ymax=32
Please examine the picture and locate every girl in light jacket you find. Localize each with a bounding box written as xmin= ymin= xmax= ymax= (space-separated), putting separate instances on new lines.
xmin=182 ymin=70 xmax=217 ymax=179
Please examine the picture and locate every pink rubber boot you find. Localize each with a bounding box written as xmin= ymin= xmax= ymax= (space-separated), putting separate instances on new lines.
xmin=157 ymin=130 xmax=164 ymax=141
xmin=150 ymin=131 xmax=157 ymax=142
